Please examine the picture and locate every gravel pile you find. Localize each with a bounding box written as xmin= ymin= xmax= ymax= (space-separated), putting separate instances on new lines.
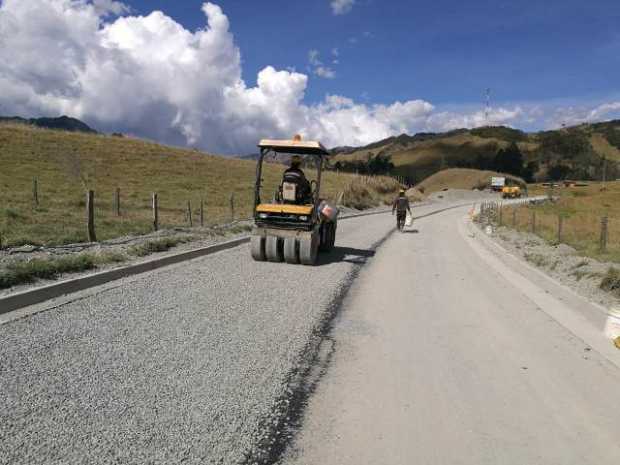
xmin=0 ymin=212 xmax=397 ymax=465
xmin=492 ymin=226 xmax=620 ymax=309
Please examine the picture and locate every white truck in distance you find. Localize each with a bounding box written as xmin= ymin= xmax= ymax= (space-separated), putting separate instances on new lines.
xmin=491 ymin=176 xmax=506 ymax=192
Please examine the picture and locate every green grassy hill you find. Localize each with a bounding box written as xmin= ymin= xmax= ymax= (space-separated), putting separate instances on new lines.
xmin=0 ymin=123 xmax=398 ymax=247
xmin=332 ymin=121 xmax=620 ymax=184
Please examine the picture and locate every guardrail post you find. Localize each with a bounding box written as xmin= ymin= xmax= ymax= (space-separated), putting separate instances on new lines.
xmin=557 ymin=215 xmax=563 ymax=244
xmin=187 ymin=200 xmax=193 ymax=227
xmin=600 ymin=216 xmax=608 ymax=253
xmin=152 ymin=193 xmax=159 ymax=231
xmin=531 ymin=210 xmax=536 ymax=234
xmin=499 ymin=204 xmax=503 ymax=226
xmin=87 ymin=190 xmax=97 ymax=242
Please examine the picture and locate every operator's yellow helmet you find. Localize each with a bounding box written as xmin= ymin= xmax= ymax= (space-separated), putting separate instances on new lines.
xmin=399 ymin=189 xmax=406 ymax=195
xmin=291 ymin=155 xmax=302 ymax=166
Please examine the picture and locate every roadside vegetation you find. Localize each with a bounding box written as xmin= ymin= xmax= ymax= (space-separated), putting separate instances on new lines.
xmin=0 ymin=123 xmax=399 ymax=248
xmin=339 ymin=175 xmax=402 ymax=210
xmin=503 ymin=181 xmax=620 ymax=263
xmin=600 ymin=267 xmax=620 ymax=297
xmin=0 ymin=252 xmax=127 ymax=290
xmin=128 ymin=236 xmax=195 ymax=257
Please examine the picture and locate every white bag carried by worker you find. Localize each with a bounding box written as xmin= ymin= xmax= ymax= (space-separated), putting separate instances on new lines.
xmin=405 ymin=214 xmax=413 ymax=227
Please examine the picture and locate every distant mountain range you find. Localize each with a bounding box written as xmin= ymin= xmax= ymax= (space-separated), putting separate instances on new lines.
xmin=0 ymin=115 xmax=97 ymax=134
xmin=3 ymin=113 xmax=619 ymax=183
xmin=331 ymin=121 xmax=620 ymax=183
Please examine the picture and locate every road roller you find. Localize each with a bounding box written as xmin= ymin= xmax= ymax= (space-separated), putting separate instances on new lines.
xmin=251 ymin=136 xmax=338 ymax=265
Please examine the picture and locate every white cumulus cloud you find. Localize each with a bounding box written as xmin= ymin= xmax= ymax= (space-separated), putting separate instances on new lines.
xmin=0 ymin=1 xmax=617 ymax=154
xmin=427 ymin=107 xmax=525 ymax=132
xmin=588 ymin=102 xmax=620 ymax=121
xmin=330 ymin=0 xmax=355 ymax=15
xmin=544 ymin=101 xmax=620 ymax=129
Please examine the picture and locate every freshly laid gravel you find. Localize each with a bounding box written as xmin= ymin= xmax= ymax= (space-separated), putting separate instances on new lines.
xmin=0 ymin=211 xmax=401 ymax=465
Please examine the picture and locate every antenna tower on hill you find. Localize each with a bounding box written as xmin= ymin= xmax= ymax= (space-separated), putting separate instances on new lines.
xmin=484 ymin=88 xmax=492 ymax=126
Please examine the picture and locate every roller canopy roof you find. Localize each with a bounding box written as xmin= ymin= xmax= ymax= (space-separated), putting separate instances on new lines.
xmin=258 ymin=139 xmax=329 ymax=156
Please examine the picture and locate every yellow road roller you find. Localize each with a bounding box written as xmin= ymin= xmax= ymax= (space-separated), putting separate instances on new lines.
xmin=251 ymin=136 xmax=338 ymax=265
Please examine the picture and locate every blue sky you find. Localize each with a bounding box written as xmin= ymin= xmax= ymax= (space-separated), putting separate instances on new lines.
xmin=1 ymin=0 xmax=619 ymax=152
xmin=127 ymin=0 xmax=620 ymax=109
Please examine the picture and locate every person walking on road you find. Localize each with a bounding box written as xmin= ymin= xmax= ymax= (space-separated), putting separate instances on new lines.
xmin=392 ymin=189 xmax=411 ymax=231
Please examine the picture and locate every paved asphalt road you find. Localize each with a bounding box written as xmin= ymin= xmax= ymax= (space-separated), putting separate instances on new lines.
xmin=285 ymin=207 xmax=620 ymax=465
xmin=2 ymin=201 xmax=620 ymax=465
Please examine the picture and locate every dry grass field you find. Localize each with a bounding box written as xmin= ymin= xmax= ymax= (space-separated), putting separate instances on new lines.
xmin=416 ymin=168 xmax=525 ymax=194
xmin=506 ymin=181 xmax=620 ymax=262
xmin=589 ymin=133 xmax=620 ymax=162
xmin=0 ymin=123 xmax=399 ymax=247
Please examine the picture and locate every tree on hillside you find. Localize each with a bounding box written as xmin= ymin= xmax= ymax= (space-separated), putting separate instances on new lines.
xmin=367 ymin=152 xmax=395 ymax=174
xmin=331 ymin=152 xmax=394 ymax=175
xmin=603 ymin=128 xmax=620 ymax=149
xmin=547 ymin=163 xmax=572 ymax=181
xmin=522 ymin=161 xmax=539 ymax=183
xmin=492 ymin=142 xmax=524 ymax=176
xmin=538 ymin=130 xmax=592 ymax=168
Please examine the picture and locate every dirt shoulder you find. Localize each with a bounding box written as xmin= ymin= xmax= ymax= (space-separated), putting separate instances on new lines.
xmin=480 ymin=224 xmax=620 ymax=309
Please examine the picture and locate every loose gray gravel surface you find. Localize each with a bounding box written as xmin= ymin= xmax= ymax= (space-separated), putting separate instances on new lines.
xmin=491 ymin=226 xmax=620 ymax=309
xmin=0 ymin=207 xmax=430 ymax=465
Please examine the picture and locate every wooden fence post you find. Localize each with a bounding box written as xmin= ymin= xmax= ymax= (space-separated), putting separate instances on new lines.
xmin=531 ymin=210 xmax=536 ymax=234
xmin=114 ymin=188 xmax=121 ymax=216
xmin=499 ymin=204 xmax=503 ymax=226
xmin=152 ymin=193 xmax=159 ymax=231
xmin=600 ymin=216 xmax=608 ymax=253
xmin=33 ymin=177 xmax=39 ymax=208
xmin=512 ymin=208 xmax=517 ymax=227
xmin=187 ymin=200 xmax=193 ymax=227
xmin=230 ymin=193 xmax=235 ymax=222
xmin=200 ymin=199 xmax=204 ymax=227
xmin=86 ymin=190 xmax=96 ymax=242
xmin=557 ymin=215 xmax=563 ymax=244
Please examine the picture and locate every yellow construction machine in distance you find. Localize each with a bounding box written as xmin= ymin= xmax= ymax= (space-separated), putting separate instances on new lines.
xmin=501 ymin=185 xmax=522 ymax=199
